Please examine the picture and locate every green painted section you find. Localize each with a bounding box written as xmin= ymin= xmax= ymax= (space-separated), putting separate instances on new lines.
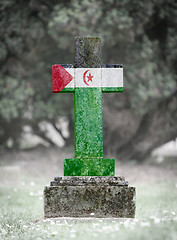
xmin=61 ymin=88 xmax=75 ymax=93
xmin=64 ymin=158 xmax=115 ymax=176
xmin=61 ymin=87 xmax=123 ymax=93
xmin=74 ymin=87 xmax=103 ymax=158
xmin=102 ymin=87 xmax=123 ymax=93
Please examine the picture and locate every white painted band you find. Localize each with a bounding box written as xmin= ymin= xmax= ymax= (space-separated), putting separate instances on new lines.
xmin=64 ymin=68 xmax=123 ymax=88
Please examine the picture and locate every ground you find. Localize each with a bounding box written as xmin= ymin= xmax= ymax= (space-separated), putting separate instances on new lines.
xmin=0 ymin=147 xmax=177 ymax=240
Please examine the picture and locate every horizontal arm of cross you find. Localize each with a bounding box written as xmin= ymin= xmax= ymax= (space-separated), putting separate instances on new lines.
xmin=53 ymin=64 xmax=123 ymax=93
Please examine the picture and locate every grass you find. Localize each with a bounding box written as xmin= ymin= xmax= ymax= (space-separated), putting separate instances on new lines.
xmin=0 ymin=180 xmax=177 ymax=240
xmin=0 ymin=148 xmax=177 ymax=239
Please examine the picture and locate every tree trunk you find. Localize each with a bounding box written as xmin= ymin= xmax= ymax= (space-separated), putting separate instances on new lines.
xmin=103 ymin=89 xmax=177 ymax=161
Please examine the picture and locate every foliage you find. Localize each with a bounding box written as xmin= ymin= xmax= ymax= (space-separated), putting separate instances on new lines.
xmin=0 ymin=0 xmax=176 ymax=159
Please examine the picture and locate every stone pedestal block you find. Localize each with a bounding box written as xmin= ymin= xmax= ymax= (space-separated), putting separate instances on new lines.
xmin=44 ymin=177 xmax=136 ymax=218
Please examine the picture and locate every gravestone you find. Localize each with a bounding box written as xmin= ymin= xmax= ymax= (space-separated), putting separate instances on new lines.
xmin=44 ymin=37 xmax=136 ymax=218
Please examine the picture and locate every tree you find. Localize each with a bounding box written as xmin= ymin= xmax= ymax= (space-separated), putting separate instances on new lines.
xmin=0 ymin=0 xmax=176 ymax=161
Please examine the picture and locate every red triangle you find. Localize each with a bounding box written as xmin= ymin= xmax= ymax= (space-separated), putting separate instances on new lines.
xmin=52 ymin=65 xmax=74 ymax=93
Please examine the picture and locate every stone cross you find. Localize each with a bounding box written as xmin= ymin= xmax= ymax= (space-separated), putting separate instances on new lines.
xmin=52 ymin=37 xmax=123 ymax=176
xmin=45 ymin=37 xmax=135 ymax=219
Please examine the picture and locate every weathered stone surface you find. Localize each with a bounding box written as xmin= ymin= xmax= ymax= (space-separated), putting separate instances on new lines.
xmin=51 ymin=176 xmax=128 ymax=186
xmin=74 ymin=37 xmax=102 ymax=68
xmin=44 ymin=176 xmax=136 ymax=218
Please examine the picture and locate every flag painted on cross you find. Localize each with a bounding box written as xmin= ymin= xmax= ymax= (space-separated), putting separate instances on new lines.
xmin=52 ymin=65 xmax=123 ymax=93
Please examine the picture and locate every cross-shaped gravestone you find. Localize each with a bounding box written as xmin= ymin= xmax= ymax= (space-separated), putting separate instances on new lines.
xmin=44 ymin=37 xmax=135 ymax=219
xmin=52 ymin=37 xmax=123 ymax=176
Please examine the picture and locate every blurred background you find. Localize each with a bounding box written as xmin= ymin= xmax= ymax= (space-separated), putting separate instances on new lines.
xmin=1 ymin=2 xmax=177 ymax=238
xmin=0 ymin=0 xmax=177 ymax=164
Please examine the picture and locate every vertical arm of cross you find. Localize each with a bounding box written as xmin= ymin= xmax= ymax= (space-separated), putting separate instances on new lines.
xmin=74 ymin=37 xmax=103 ymax=159
xmin=64 ymin=37 xmax=115 ymax=176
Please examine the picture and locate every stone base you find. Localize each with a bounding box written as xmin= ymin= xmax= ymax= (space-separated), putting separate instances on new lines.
xmin=44 ymin=176 xmax=136 ymax=218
